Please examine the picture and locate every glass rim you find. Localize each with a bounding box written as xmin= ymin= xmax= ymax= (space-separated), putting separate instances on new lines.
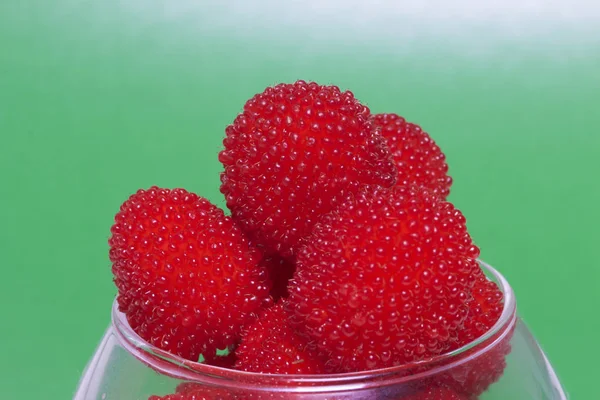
xmin=112 ymin=259 xmax=517 ymax=392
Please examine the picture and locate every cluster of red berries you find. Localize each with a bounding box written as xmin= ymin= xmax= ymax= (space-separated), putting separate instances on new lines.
xmin=109 ymin=81 xmax=508 ymax=400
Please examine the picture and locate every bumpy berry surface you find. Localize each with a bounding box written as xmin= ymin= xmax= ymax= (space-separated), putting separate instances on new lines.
xmin=148 ymin=382 xmax=232 ymax=400
xmin=456 ymin=271 xmax=504 ymax=345
xmin=235 ymin=304 xmax=325 ymax=374
xmin=148 ymin=392 xmax=228 ymax=400
xmin=438 ymin=331 xmax=512 ymax=399
xmin=439 ymin=272 xmax=509 ymax=397
xmin=262 ymin=255 xmax=297 ymax=301
xmin=148 ymin=394 xmax=211 ymax=400
xmin=219 ymin=80 xmax=397 ymax=259
xmin=286 ymin=185 xmax=481 ymax=372
xmin=109 ymin=187 xmax=271 ymax=362
xmin=372 ymin=113 xmax=452 ymax=200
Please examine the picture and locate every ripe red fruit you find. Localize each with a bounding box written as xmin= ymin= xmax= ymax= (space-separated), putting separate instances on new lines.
xmin=442 ymin=338 xmax=511 ymax=399
xmin=148 ymin=391 xmax=228 ymax=400
xmin=372 ymin=113 xmax=452 ymax=200
xmin=148 ymin=394 xmax=213 ymax=400
xmin=438 ymin=272 xmax=510 ymax=397
xmin=219 ymin=80 xmax=397 ymax=259
xmin=148 ymin=382 xmax=231 ymax=400
xmin=286 ymin=185 xmax=481 ymax=372
xmin=456 ymin=271 xmax=504 ymax=345
xmin=235 ymin=304 xmax=325 ymax=374
xmin=109 ymin=187 xmax=271 ymax=362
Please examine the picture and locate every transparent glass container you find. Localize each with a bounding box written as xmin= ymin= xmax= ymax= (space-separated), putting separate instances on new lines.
xmin=74 ymin=261 xmax=567 ymax=399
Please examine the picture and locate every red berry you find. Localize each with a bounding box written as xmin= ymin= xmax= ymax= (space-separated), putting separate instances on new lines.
xmin=372 ymin=113 xmax=452 ymax=200
xmin=262 ymin=255 xmax=297 ymax=301
xmin=109 ymin=187 xmax=271 ymax=362
xmin=148 ymin=392 xmax=228 ymax=400
xmin=235 ymin=304 xmax=325 ymax=374
xmin=148 ymin=395 xmax=210 ymax=400
xmin=286 ymin=185 xmax=481 ymax=372
xmin=148 ymin=382 xmax=231 ymax=400
xmin=174 ymin=382 xmax=205 ymax=394
xmin=456 ymin=271 xmax=504 ymax=344
xmin=438 ymin=273 xmax=510 ymax=397
xmin=437 ymin=329 xmax=512 ymax=399
xmin=219 ymin=80 xmax=397 ymax=259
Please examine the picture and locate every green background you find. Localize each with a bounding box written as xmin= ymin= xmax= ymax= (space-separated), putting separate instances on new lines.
xmin=1 ymin=1 xmax=598 ymax=398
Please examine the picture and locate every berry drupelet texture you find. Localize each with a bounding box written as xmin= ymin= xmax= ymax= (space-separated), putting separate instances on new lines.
xmin=456 ymin=270 xmax=504 ymax=345
xmin=372 ymin=113 xmax=452 ymax=200
xmin=219 ymin=80 xmax=397 ymax=259
xmin=109 ymin=187 xmax=271 ymax=363
xmin=286 ymin=185 xmax=481 ymax=372
xmin=148 ymin=381 xmax=232 ymax=400
xmin=235 ymin=304 xmax=325 ymax=374
xmin=439 ymin=271 xmax=509 ymax=397
xmin=148 ymin=392 xmax=228 ymax=400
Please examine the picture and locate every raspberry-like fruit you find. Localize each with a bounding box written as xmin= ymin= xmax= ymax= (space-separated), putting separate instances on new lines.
xmin=438 ymin=272 xmax=510 ymax=397
xmin=286 ymin=185 xmax=481 ymax=372
xmin=148 ymin=382 xmax=231 ymax=400
xmin=219 ymin=80 xmax=397 ymax=259
xmin=148 ymin=394 xmax=210 ymax=400
xmin=372 ymin=113 xmax=452 ymax=200
xmin=148 ymin=392 xmax=228 ymax=400
xmin=456 ymin=271 xmax=504 ymax=345
xmin=109 ymin=187 xmax=271 ymax=362
xmin=235 ymin=304 xmax=325 ymax=374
